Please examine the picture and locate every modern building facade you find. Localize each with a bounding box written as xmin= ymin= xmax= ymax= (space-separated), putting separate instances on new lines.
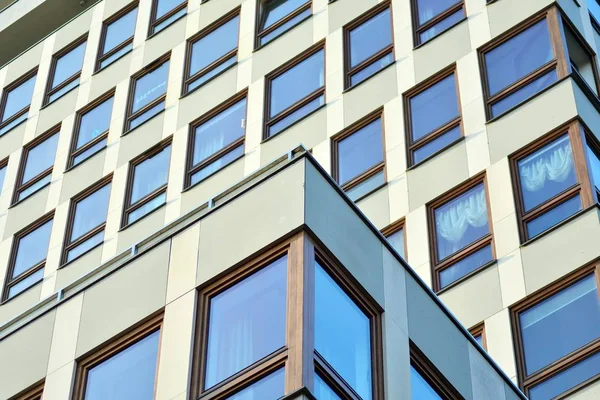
xmin=0 ymin=0 xmax=599 ymax=399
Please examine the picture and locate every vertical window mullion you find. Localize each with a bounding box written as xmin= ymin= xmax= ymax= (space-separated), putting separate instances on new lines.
xmin=547 ymin=7 xmax=570 ymax=78
xmin=569 ymin=122 xmax=595 ymax=208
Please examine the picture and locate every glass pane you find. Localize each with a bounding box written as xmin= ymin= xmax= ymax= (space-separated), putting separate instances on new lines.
xmin=386 ymin=228 xmax=405 ymax=259
xmin=131 ymin=145 xmax=171 ymax=204
xmin=485 ymin=20 xmax=553 ymax=96
xmin=520 ymin=274 xmax=600 ymax=375
xmin=71 ymin=183 xmax=111 ymax=241
xmin=490 ymin=70 xmax=558 ymax=117
xmin=104 ymin=8 xmax=137 ymax=54
xmin=2 ymin=74 xmax=36 ymax=122
xmin=1 ymin=111 xmax=28 ymax=135
xmin=73 ymin=138 xmax=107 ymax=166
xmin=260 ymin=7 xmax=311 ymax=46
xmin=205 ymin=256 xmax=287 ymax=388
xmin=410 ymin=365 xmax=442 ymax=400
xmin=156 ymin=0 xmax=183 ymax=19
xmin=349 ymin=8 xmax=392 ymax=68
xmin=22 ymin=133 xmax=59 ymax=184
xmin=268 ymin=95 xmax=323 ymax=137
xmin=413 ymin=125 xmax=461 ymax=164
xmin=270 ymin=50 xmax=324 ymax=117
xmin=190 ymin=16 xmax=239 ymax=75
xmin=419 ymin=9 xmax=464 ymax=43
xmin=526 ymin=195 xmax=581 ymax=238
xmin=133 ymin=61 xmax=169 ymax=113
xmin=49 ymin=78 xmax=80 ymax=103
xmin=410 ymin=74 xmax=459 ymax=142
xmin=590 ymin=0 xmax=600 ymax=23
xmin=518 ymin=135 xmax=576 ymax=212
xmin=84 ymin=330 xmax=160 ymax=400
xmin=434 ymin=184 xmax=489 ymax=260
xmin=0 ymin=164 xmax=6 ymax=191
xmin=77 ymin=97 xmax=114 ymax=149
xmin=190 ymin=145 xmax=244 ymax=185
xmin=193 ymin=98 xmax=246 ymax=166
xmin=586 ymin=142 xmax=600 ymax=192
xmin=315 ymin=261 xmax=372 ymax=399
xmin=12 ymin=219 xmax=53 ymax=278
xmin=127 ymin=192 xmax=167 ymax=225
xmin=52 ymin=42 xmax=86 ymax=89
xmin=67 ymin=230 xmax=104 ymax=263
xmin=438 ymin=244 xmax=493 ymax=289
xmin=188 ymin=55 xmax=237 ymax=92
xmin=338 ymin=118 xmax=383 ymax=185
xmin=154 ymin=7 xmax=186 ymax=33
xmin=226 ymin=369 xmax=285 ymax=400
xmin=346 ymin=169 xmax=385 ymax=202
xmin=18 ymin=174 xmax=51 ymax=201
xmin=262 ymin=0 xmax=307 ymax=29
xmin=8 ymin=268 xmax=44 ymax=299
xmin=416 ymin=0 xmax=461 ymax=25
xmin=130 ymin=100 xmax=165 ymax=130
xmin=100 ymin=43 xmax=133 ymax=69
xmin=349 ymin=53 xmax=393 ymax=86
xmin=314 ymin=373 xmax=342 ymax=400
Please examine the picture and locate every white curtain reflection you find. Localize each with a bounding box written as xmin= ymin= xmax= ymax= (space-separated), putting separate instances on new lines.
xmin=520 ymin=139 xmax=573 ymax=192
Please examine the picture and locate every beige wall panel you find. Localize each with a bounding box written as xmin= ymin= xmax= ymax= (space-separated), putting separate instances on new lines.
xmin=405 ymin=206 xmax=429 ymax=268
xmin=493 ymin=214 xmax=521 ymax=258
xmin=3 ymin=42 xmax=43 ymax=84
xmin=143 ymin=18 xmax=187 ymax=66
xmin=568 ymin=379 xmax=600 ymax=400
xmin=88 ymin=54 xmax=133 ymax=101
xmin=357 ymin=186 xmax=390 ymax=230
xmin=59 ymin=151 xmax=107 ymax=203
xmin=3 ymin=185 xmax=50 ymax=240
xmin=36 ymin=89 xmax=79 ymax=136
xmin=0 ymin=118 xmax=26 ymax=161
xmin=46 ymin=294 xmax=83 ymax=374
xmin=166 ymin=222 xmax=199 ymax=303
xmin=485 ymin=308 xmax=517 ymax=379
xmin=0 ymin=282 xmax=41 ymax=324
xmin=52 ymin=7 xmax=94 ymax=52
xmin=497 ymin=249 xmax=526 ymax=308
xmin=54 ymin=244 xmax=103 ymax=289
xmin=487 ymin=0 xmax=553 ymax=38
xmin=466 ymin=3 xmax=491 ymax=49
xmin=76 ymin=241 xmax=170 ymax=357
xmin=116 ymin=112 xmax=165 ymax=167
xmin=103 ymin=0 xmax=136 ymax=19
xmin=383 ymin=317 xmax=411 ymax=399
xmin=197 ymin=0 xmax=244 ymax=31
xmin=116 ymin=206 xmax=167 ymax=253
xmin=487 ymin=158 xmax=516 ymax=223
xmin=0 ymin=310 xmax=55 ymax=399
xmin=42 ymin=361 xmax=75 ymax=400
xmin=387 ymin=173 xmax=409 ymax=222
xmin=327 ymin=0 xmax=377 ymax=34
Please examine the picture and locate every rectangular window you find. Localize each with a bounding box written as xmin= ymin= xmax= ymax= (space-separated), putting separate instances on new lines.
xmin=410 ymin=342 xmax=462 ymax=399
xmin=2 ymin=213 xmax=53 ymax=301
xmin=123 ymin=139 xmax=171 ymax=227
xmin=589 ymin=0 xmax=600 ymax=27
xmin=405 ymin=67 xmax=461 ymax=166
xmin=412 ymin=0 xmax=465 ymax=45
xmin=148 ymin=0 xmax=186 ymax=36
xmin=125 ymin=56 xmax=170 ymax=132
xmin=512 ymin=265 xmax=600 ymax=399
xmin=186 ymin=92 xmax=246 ymax=187
xmin=382 ymin=219 xmax=406 ymax=259
xmin=183 ymin=9 xmax=239 ymax=94
xmin=62 ymin=177 xmax=111 ymax=265
xmin=265 ymin=44 xmax=324 ymax=138
xmin=97 ymin=3 xmax=138 ymax=71
xmin=68 ymin=91 xmax=114 ymax=168
xmin=73 ymin=314 xmax=162 ymax=400
xmin=344 ymin=2 xmax=394 ymax=88
xmin=256 ymin=0 xmax=312 ymax=47
xmin=13 ymin=126 xmax=60 ymax=204
xmin=332 ymin=111 xmax=385 ymax=202
xmin=45 ymin=36 xmax=87 ymax=105
xmin=0 ymin=68 xmax=36 ymax=136
xmin=428 ymin=176 xmax=494 ymax=291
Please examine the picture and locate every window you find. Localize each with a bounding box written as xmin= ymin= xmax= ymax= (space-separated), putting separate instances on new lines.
xmin=183 ymin=9 xmax=240 ymax=94
xmin=588 ymin=0 xmax=600 ymax=29
xmin=469 ymin=322 xmax=486 ymax=350
xmin=73 ymin=314 xmax=162 ymax=400
xmin=585 ymin=138 xmax=600 ymax=199
xmin=382 ymin=219 xmax=406 ymax=259
xmin=428 ymin=175 xmax=494 ymax=291
xmin=256 ymin=0 xmax=312 ymax=47
xmin=332 ymin=111 xmax=385 ymax=202
xmin=564 ymin=23 xmax=600 ymax=95
xmin=344 ymin=2 xmax=394 ymax=88
xmin=123 ymin=139 xmax=171 ymax=226
xmin=13 ymin=126 xmax=60 ymax=204
xmin=45 ymin=36 xmax=87 ymax=105
xmin=227 ymin=369 xmax=285 ymax=399
xmin=405 ymin=67 xmax=462 ymax=166
xmin=148 ymin=0 xmax=186 ymax=36
xmin=2 ymin=213 xmax=53 ymax=302
xmin=511 ymin=264 xmax=600 ymax=399
xmin=96 ymin=3 xmax=138 ymax=70
xmin=410 ymin=342 xmax=462 ymax=399
xmin=314 ymin=372 xmax=343 ymax=400
xmin=0 ymin=158 xmax=7 ymax=192
xmin=68 ymin=91 xmax=114 ymax=168
xmin=125 ymin=56 xmax=170 ymax=132
xmin=186 ymin=92 xmax=246 ymax=187
xmin=62 ymin=177 xmax=111 ymax=265
xmin=0 ymin=68 xmax=36 ymax=136
xmin=264 ymin=44 xmax=324 ymax=138
xmin=412 ymin=0 xmax=465 ymax=45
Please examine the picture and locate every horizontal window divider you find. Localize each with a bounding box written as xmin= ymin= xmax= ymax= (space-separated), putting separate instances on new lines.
xmin=70 ymin=132 xmax=109 ymax=160
xmin=521 ymin=185 xmax=580 ymax=222
xmin=415 ymin=1 xmax=464 ymax=34
xmin=487 ymin=60 xmax=558 ymax=104
xmin=314 ymin=351 xmax=362 ymax=400
xmin=347 ymin=45 xmax=393 ymax=77
xmin=99 ymin=37 xmax=134 ymax=62
xmin=189 ymin=137 xmax=244 ymax=176
xmin=258 ymin=1 xmax=311 ymax=39
xmin=187 ymin=49 xmax=237 ymax=84
xmin=125 ymin=185 xmax=168 ymax=215
xmin=409 ymin=117 xmax=462 ymax=150
xmin=18 ymin=167 xmax=53 ymax=192
xmin=66 ymin=223 xmax=106 ymax=252
xmin=48 ymin=72 xmax=81 ymax=96
xmin=152 ymin=1 xmax=187 ymax=28
xmin=9 ymin=260 xmax=46 ymax=287
xmin=341 ymin=162 xmax=385 ymax=191
xmin=0 ymin=106 xmax=28 ymax=128
xmin=433 ymin=234 xmax=494 ymax=271
xmin=267 ymin=88 xmax=325 ymax=127
xmin=128 ymin=95 xmax=166 ymax=122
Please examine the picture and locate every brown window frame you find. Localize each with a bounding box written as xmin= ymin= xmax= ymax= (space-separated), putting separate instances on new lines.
xmin=411 ymin=0 xmax=466 ymax=46
xmin=43 ymin=34 xmax=87 ymax=106
xmin=122 ymin=136 xmax=172 ymax=228
xmin=0 ymin=67 xmax=37 ymax=136
xmin=10 ymin=381 xmax=44 ymax=400
xmin=381 ymin=218 xmax=407 ymax=259
xmin=427 ymin=173 xmax=495 ymax=293
xmin=331 ymin=108 xmax=387 ymax=203
xmin=410 ymin=341 xmax=463 ymax=399
xmin=469 ymin=322 xmax=487 ymax=350
xmin=72 ymin=313 xmax=163 ymax=400
xmin=255 ymin=0 xmax=312 ymax=49
xmin=403 ymin=64 xmax=462 ymax=167
xmin=95 ymin=2 xmax=138 ymax=72
xmin=148 ymin=0 xmax=187 ymax=37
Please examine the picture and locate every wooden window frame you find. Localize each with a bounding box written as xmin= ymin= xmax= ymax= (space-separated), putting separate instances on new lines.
xmin=10 ymin=381 xmax=44 ymax=400
xmin=122 ymin=136 xmax=172 ymax=228
xmin=148 ymin=0 xmax=187 ymax=37
xmin=182 ymin=7 xmax=241 ymax=95
xmin=411 ymin=0 xmax=466 ymax=46
xmin=427 ymin=173 xmax=495 ymax=293
xmin=72 ymin=313 xmax=163 ymax=400
xmin=124 ymin=53 xmax=170 ymax=133
xmin=509 ymin=119 xmax=597 ymax=244
xmin=2 ymin=211 xmax=54 ymax=303
xmin=60 ymin=174 xmax=112 ymax=266
xmin=43 ymin=34 xmax=87 ymax=106
xmin=410 ymin=341 xmax=463 ymax=399
xmin=343 ymin=1 xmax=394 ymax=90
xmin=185 ymin=90 xmax=247 ymax=189
xmin=12 ymin=124 xmax=60 ymax=205
xmin=510 ymin=262 xmax=600 ymax=399
xmin=263 ymin=41 xmax=325 ymax=140
xmin=67 ymin=89 xmax=115 ymax=170
xmin=403 ymin=64 xmax=462 ymax=167
xmin=0 ymin=67 xmax=37 ymax=136
xmin=381 ymin=218 xmax=407 ymax=259
xmin=255 ymin=0 xmax=312 ymax=49
xmin=95 ymin=2 xmax=138 ymax=72
xmin=469 ymin=322 xmax=487 ymax=350
xmin=331 ymin=108 xmax=387 ymax=203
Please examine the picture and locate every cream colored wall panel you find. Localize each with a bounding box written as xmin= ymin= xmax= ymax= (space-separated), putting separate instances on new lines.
xmin=568 ymin=379 xmax=600 ymax=399
xmin=3 ymin=185 xmax=50 ymax=240
xmin=42 ymin=361 xmax=75 ymax=400
xmin=88 ymin=54 xmax=132 ymax=101
xmin=46 ymin=294 xmax=83 ymax=374
xmin=0 ymin=118 xmax=26 ymax=161
xmin=497 ymin=249 xmax=526 ymax=308
xmin=133 ymin=0 xmax=152 ymax=47
xmin=382 ymin=97 xmax=405 ymax=155
xmin=244 ymin=78 xmax=264 ymax=149
xmin=466 ymin=4 xmax=491 ymax=49
xmin=198 ymin=0 xmax=244 ymax=30
xmin=357 ymin=186 xmax=390 ymax=230
xmin=0 ymin=282 xmax=41 ymax=325
xmin=313 ymin=3 xmax=328 ymax=42
xmin=486 ymin=158 xmax=516 ymax=223
xmin=45 ymin=199 xmax=68 ymax=266
xmin=325 ymin=28 xmax=343 ymax=84
xmin=405 ymin=206 xmax=429 ymax=268
xmin=117 ymin=114 xmax=165 ymax=167
xmin=383 ymin=247 xmax=408 ymax=333
xmin=53 ymin=115 xmax=74 ymax=176
xmin=166 ymin=222 xmax=199 ymax=303
xmin=384 ymin=317 xmax=411 ymax=399
xmin=76 ymin=241 xmax=170 ymax=357
xmin=3 ymin=41 xmax=43 ymax=85
xmin=0 ymin=310 xmax=55 ymax=399
xmin=457 ymin=52 xmax=484 ymax=107
xmin=236 ymin=53 xmax=253 ymax=92
xmin=103 ymin=0 xmax=135 ymax=19
xmin=143 ymin=18 xmax=187 ymax=66
xmin=327 ymin=0 xmax=377 ymax=34
xmin=52 ymin=7 xmax=93 ymax=52
xmin=311 ymin=139 xmax=330 ymax=174
xmin=487 ymin=0 xmax=553 ymax=38
xmin=493 ymin=212 xmax=520 ymax=258
xmin=465 ymin=128 xmax=490 ymax=177
xmin=325 ymin=96 xmax=344 ymax=138
xmin=36 ymin=89 xmax=78 ymax=136
xmin=116 ymin=206 xmax=167 ymax=253
xmin=387 ymin=173 xmax=409 ymax=222
xmin=54 ymin=244 xmax=103 ymax=289
xmin=485 ymin=308 xmax=517 ymax=379
xmin=60 ymin=152 xmax=108 ymax=203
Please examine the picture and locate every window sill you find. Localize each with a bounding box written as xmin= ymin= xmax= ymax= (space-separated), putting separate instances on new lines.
xmin=58 ymin=241 xmax=104 ymax=270
xmin=180 ymin=61 xmax=238 ymax=100
xmin=435 ymin=259 xmax=498 ymax=295
xmin=8 ymin=182 xmax=51 ymax=209
xmin=92 ymin=49 xmax=133 ymax=76
xmin=406 ymin=136 xmax=465 ymax=171
xmin=182 ymin=153 xmax=245 ymax=193
xmin=0 ymin=117 xmax=27 ymax=139
xmin=342 ymin=60 xmax=396 ymax=94
xmin=146 ymin=12 xmax=187 ymax=41
xmin=122 ymin=108 xmax=165 ymax=137
xmin=253 ymin=13 xmax=312 ymax=53
xmin=261 ymin=103 xmax=326 ymax=144
xmin=413 ymin=16 xmax=468 ymax=50
xmin=40 ymin=84 xmax=80 ymax=111
xmin=119 ymin=202 xmax=167 ymax=232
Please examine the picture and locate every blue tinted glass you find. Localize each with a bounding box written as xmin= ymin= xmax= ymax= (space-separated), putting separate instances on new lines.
xmin=67 ymin=230 xmax=104 ymax=262
xmin=314 ymin=373 xmax=342 ymax=400
xmin=419 ymin=9 xmax=464 ymax=43
xmin=8 ymin=268 xmax=44 ymax=299
xmin=411 ymin=365 xmax=442 ymax=399
xmin=153 ymin=7 xmax=186 ymax=33
xmin=18 ymin=174 xmax=51 ymax=201
xmin=410 ymin=74 xmax=458 ymax=142
xmin=130 ymin=101 xmax=165 ymax=130
xmin=491 ymin=70 xmax=558 ymax=117
xmin=315 ymin=261 xmax=372 ymax=399
xmin=262 ymin=0 xmax=307 ymax=29
xmin=2 ymin=74 xmax=36 ymax=122
xmin=589 ymin=0 xmax=600 ymax=23
xmin=49 ymin=78 xmax=80 ymax=103
xmin=52 ymin=41 xmax=86 ymax=88
xmin=23 ymin=133 xmax=59 ymax=184
xmin=439 ymin=244 xmax=493 ymax=289
xmin=349 ymin=8 xmax=392 ymax=67
xmin=188 ymin=55 xmax=237 ymax=91
xmin=77 ymin=97 xmax=114 ymax=149
xmin=85 ymin=330 xmax=160 ymax=400
xmin=416 ymin=0 xmax=461 ymax=25
xmin=387 ymin=228 xmax=405 ymax=259
xmin=156 ymin=0 xmax=184 ymax=19
xmin=474 ymin=334 xmax=484 ymax=348
xmin=71 ymin=183 xmax=111 ymax=241
xmin=13 ymin=219 xmax=53 ymax=278
xmin=131 ymin=145 xmax=171 ymax=204
xmin=413 ymin=125 xmax=461 ymax=164
xmin=104 ymin=7 xmax=137 ymax=54
xmin=227 ymin=369 xmax=285 ymax=400
xmin=73 ymin=138 xmax=107 ymax=166
xmin=260 ymin=7 xmax=311 ymax=45
xmin=100 ymin=43 xmax=133 ymax=69
xmin=190 ymin=16 xmax=239 ymax=75
xmin=586 ymin=143 xmax=600 ymax=192
xmin=133 ymin=61 xmax=169 ymax=113
xmin=346 ymin=170 xmax=385 ymax=202
xmin=190 ymin=145 xmax=244 ymax=185
xmin=268 ymin=95 xmax=323 ymax=137
xmin=338 ymin=118 xmax=383 ymax=185
xmin=0 ymin=111 xmax=28 ymax=135
xmin=528 ymin=195 xmax=579 ymax=240
xmin=127 ymin=192 xmax=166 ymax=224
xmin=350 ymin=53 xmax=393 ymax=86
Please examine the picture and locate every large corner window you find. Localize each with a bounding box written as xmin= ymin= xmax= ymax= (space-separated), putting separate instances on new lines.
xmin=97 ymin=3 xmax=138 ymax=70
xmin=256 ymin=0 xmax=311 ymax=47
xmin=45 ymin=36 xmax=87 ymax=105
xmin=265 ymin=44 xmax=324 ymax=138
xmin=0 ymin=69 xmax=36 ymax=136
xmin=412 ymin=0 xmax=465 ymax=45
xmin=149 ymin=0 xmax=187 ymax=36
xmin=428 ymin=176 xmax=494 ymax=291
xmin=382 ymin=219 xmax=406 ymax=259
xmin=410 ymin=342 xmax=462 ymax=399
